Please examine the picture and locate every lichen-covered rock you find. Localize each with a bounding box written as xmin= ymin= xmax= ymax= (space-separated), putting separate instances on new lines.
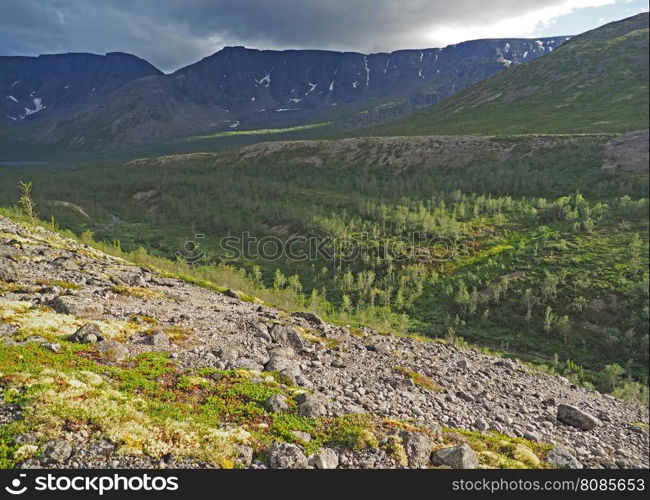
xmin=296 ymin=392 xmax=329 ymax=417
xmin=146 ymin=331 xmax=169 ymax=347
xmin=235 ymin=444 xmax=254 ymax=467
xmin=269 ymin=324 xmax=305 ymax=349
xmin=0 ymin=258 xmax=18 ymax=282
xmin=70 ymin=323 xmax=105 ymax=343
xmin=96 ymin=340 xmax=129 ymax=362
xmin=41 ymin=440 xmax=73 ymax=464
xmin=264 ymin=394 xmax=289 ymax=413
xmin=400 ymin=431 xmax=434 ymax=468
xmin=267 ymin=443 xmax=308 ymax=469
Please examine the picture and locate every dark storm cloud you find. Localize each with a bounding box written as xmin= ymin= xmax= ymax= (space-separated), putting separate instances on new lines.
xmin=0 ymin=0 xmax=599 ymax=72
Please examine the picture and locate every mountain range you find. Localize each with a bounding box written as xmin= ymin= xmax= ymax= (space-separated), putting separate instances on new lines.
xmin=367 ymin=13 xmax=649 ymax=136
xmin=1 ymin=35 xmax=568 ymax=149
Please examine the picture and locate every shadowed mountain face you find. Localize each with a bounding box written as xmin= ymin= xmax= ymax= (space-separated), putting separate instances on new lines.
xmin=1 ymin=52 xmax=162 ymax=123
xmin=1 ymin=36 xmax=567 ymax=149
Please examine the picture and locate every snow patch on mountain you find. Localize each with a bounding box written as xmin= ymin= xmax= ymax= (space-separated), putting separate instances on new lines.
xmin=20 ymin=97 xmax=45 ymax=119
xmin=364 ymin=56 xmax=370 ymax=86
xmin=255 ymin=71 xmax=272 ymax=87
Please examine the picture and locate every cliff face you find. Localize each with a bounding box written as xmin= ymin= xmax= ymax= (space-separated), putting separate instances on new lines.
xmin=1 ymin=52 xmax=162 ymax=122
xmin=0 ymin=214 xmax=647 ymax=469
xmin=2 ymin=36 xmax=567 ymax=148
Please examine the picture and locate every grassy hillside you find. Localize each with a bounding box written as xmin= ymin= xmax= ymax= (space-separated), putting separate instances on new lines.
xmin=1 ymin=134 xmax=648 ymax=402
xmin=363 ymin=14 xmax=649 ymax=136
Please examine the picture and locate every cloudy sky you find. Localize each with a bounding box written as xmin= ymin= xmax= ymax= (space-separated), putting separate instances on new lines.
xmin=1 ymin=0 xmax=647 ymax=72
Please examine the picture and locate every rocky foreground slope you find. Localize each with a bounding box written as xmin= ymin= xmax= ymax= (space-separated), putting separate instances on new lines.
xmin=0 ymin=215 xmax=648 ymax=469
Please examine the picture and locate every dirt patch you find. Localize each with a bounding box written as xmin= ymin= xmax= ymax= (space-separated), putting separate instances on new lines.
xmin=603 ymin=130 xmax=649 ymax=172
xmin=236 ymin=136 xmax=523 ymax=171
xmin=43 ymin=201 xmax=91 ymax=221
xmin=131 ymin=190 xmax=159 ymax=215
xmin=126 ymin=153 xmax=221 ymax=168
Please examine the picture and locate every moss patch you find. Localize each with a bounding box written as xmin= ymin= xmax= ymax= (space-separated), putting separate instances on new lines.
xmin=393 ymin=366 xmax=444 ymax=392
xmin=442 ymin=428 xmax=553 ymax=469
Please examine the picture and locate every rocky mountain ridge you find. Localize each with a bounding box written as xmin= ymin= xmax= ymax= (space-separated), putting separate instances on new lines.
xmin=1 ymin=52 xmax=162 ymax=123
xmin=0 ymin=215 xmax=647 ymax=469
xmin=1 ymin=36 xmax=567 ymax=149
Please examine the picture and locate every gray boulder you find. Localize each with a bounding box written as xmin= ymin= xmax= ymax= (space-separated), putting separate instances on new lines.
xmin=547 ymin=446 xmax=583 ymax=469
xmin=228 ymin=357 xmax=265 ymax=371
xmin=146 ymin=331 xmax=170 ymax=347
xmin=41 ymin=439 xmax=73 ymax=464
xmin=267 ymin=443 xmax=308 ymax=469
xmin=309 ymin=448 xmax=339 ymax=469
xmin=0 ymin=258 xmax=18 ymax=282
xmin=42 ymin=342 xmax=61 ymax=352
xmin=265 ymin=394 xmax=290 ymax=413
xmin=557 ymin=404 xmax=602 ymax=431
xmin=291 ymin=312 xmax=325 ymax=325
xmin=269 ymin=324 xmax=305 ymax=349
xmin=213 ymin=346 xmax=239 ymax=362
xmin=400 ymin=431 xmax=434 ymax=468
xmin=96 ymin=340 xmax=129 ymax=362
xmin=52 ymin=296 xmax=103 ymax=318
xmin=431 ymin=444 xmax=479 ymax=469
xmin=265 ymin=355 xmax=298 ymax=373
xmin=474 ymin=418 xmax=489 ymax=431
xmin=235 ymin=444 xmax=254 ymax=467
xmin=69 ymin=323 xmax=105 ymax=343
xmin=121 ymin=272 xmax=147 ymax=287
xmin=296 ymin=393 xmax=329 ymax=417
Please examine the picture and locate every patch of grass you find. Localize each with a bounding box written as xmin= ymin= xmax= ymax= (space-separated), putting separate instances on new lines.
xmin=443 ymin=428 xmax=553 ymax=469
xmin=110 ymin=285 xmax=167 ymax=299
xmin=130 ymin=314 xmax=159 ymax=325
xmin=35 ymin=279 xmax=81 ymax=290
xmin=0 ymin=281 xmax=33 ymax=294
xmin=1 ymin=300 xmax=144 ymax=341
xmin=300 ymin=330 xmax=342 ymax=350
xmin=393 ymin=366 xmax=444 ymax=392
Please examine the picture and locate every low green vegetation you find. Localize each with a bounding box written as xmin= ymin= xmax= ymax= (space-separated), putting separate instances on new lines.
xmin=393 ymin=366 xmax=444 ymax=392
xmin=1 ymin=338 xmax=537 ymax=469
xmin=0 ymin=130 xmax=647 ymax=404
xmin=0 ymin=340 xmax=384 ymax=467
xmin=446 ymin=429 xmax=553 ymax=469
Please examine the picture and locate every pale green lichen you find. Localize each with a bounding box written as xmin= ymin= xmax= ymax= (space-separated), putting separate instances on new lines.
xmin=0 ymin=299 xmax=147 ymax=340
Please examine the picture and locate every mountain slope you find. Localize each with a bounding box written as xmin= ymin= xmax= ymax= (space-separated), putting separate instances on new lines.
xmin=1 ymin=52 xmax=162 ymax=124
xmin=0 ymin=213 xmax=648 ymax=469
xmin=365 ymin=13 xmax=649 ymax=136
xmin=15 ymin=37 xmax=567 ymax=149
